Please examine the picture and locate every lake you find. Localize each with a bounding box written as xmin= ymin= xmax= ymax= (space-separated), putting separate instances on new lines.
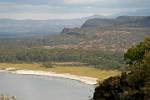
xmin=0 ymin=72 xmax=94 ymax=100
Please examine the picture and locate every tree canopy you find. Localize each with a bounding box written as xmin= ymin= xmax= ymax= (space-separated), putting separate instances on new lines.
xmin=93 ymin=36 xmax=150 ymax=100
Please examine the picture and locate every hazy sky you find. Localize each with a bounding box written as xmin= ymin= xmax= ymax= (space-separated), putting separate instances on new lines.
xmin=0 ymin=0 xmax=150 ymax=19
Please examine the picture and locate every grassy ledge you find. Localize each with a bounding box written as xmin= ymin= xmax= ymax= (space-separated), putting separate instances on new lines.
xmin=0 ymin=62 xmax=121 ymax=82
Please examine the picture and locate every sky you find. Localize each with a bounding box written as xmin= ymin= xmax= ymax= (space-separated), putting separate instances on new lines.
xmin=0 ymin=0 xmax=150 ymax=19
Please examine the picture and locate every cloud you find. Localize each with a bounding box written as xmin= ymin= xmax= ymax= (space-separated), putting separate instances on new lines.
xmin=0 ymin=0 xmax=149 ymax=19
xmin=0 ymin=0 xmax=63 ymax=5
xmin=0 ymin=0 xmax=149 ymax=7
xmin=0 ymin=2 xmax=130 ymax=15
xmin=64 ymin=0 xmax=98 ymax=4
xmin=0 ymin=12 xmax=97 ymax=20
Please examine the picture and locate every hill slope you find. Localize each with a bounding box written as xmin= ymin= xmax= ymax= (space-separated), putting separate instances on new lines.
xmin=82 ymin=16 xmax=150 ymax=28
xmin=59 ymin=16 xmax=150 ymax=51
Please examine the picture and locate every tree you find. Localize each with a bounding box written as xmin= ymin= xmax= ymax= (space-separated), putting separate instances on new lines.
xmin=124 ymin=37 xmax=150 ymax=66
xmin=93 ymin=36 xmax=150 ymax=100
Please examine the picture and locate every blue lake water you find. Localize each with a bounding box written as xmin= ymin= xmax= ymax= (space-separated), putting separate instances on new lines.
xmin=0 ymin=72 xmax=94 ymax=100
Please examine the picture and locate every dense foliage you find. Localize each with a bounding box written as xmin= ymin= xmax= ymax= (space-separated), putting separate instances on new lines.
xmin=124 ymin=37 xmax=150 ymax=66
xmin=0 ymin=47 xmax=125 ymax=69
xmin=93 ymin=37 xmax=150 ymax=100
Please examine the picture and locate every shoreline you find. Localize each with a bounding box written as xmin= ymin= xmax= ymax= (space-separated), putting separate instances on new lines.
xmin=0 ymin=69 xmax=97 ymax=85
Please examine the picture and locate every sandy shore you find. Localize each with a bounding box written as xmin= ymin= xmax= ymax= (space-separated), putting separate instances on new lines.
xmin=0 ymin=69 xmax=97 ymax=85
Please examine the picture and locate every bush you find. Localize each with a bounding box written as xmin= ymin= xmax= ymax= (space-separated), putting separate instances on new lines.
xmin=94 ymin=72 xmax=149 ymax=100
xmin=41 ymin=62 xmax=54 ymax=68
xmin=93 ymin=37 xmax=150 ymax=100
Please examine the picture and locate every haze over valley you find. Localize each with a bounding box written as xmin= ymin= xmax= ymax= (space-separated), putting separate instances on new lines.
xmin=0 ymin=0 xmax=150 ymax=100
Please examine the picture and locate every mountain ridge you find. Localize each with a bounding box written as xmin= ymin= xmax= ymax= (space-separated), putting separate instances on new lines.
xmin=0 ymin=15 xmax=104 ymax=38
xmin=59 ymin=16 xmax=150 ymax=51
xmin=82 ymin=16 xmax=150 ymax=28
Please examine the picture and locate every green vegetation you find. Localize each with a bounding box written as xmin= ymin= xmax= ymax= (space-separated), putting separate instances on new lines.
xmin=0 ymin=16 xmax=150 ymax=70
xmin=41 ymin=62 xmax=54 ymax=68
xmin=124 ymin=37 xmax=150 ymax=66
xmin=0 ymin=63 xmax=120 ymax=80
xmin=0 ymin=47 xmax=125 ymax=69
xmin=93 ymin=36 xmax=150 ymax=100
xmin=0 ymin=95 xmax=16 ymax=100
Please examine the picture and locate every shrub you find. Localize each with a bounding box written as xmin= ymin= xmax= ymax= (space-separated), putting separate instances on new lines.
xmin=41 ymin=62 xmax=54 ymax=68
xmin=93 ymin=37 xmax=150 ymax=100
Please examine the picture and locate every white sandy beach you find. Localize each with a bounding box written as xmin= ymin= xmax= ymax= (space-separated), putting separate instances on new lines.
xmin=0 ymin=69 xmax=97 ymax=85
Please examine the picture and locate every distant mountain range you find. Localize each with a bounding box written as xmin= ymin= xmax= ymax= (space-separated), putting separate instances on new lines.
xmin=82 ymin=16 xmax=150 ymax=28
xmin=1 ymin=15 xmax=149 ymax=38
xmin=0 ymin=15 xmax=149 ymax=70
xmin=57 ymin=16 xmax=150 ymax=51
xmin=0 ymin=15 xmax=150 ymax=52
xmin=0 ymin=15 xmax=103 ymax=38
